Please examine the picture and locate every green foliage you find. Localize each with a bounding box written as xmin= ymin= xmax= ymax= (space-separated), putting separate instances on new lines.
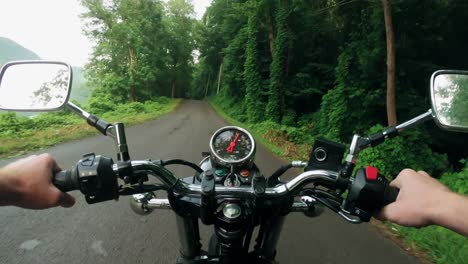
xmin=81 ymin=0 xmax=195 ymax=101
xmin=212 ymin=95 xmax=248 ymax=123
xmin=0 ymin=99 xmax=177 ymax=158
xmin=266 ymin=0 xmax=290 ymax=123
xmin=357 ymin=125 xmax=448 ymax=178
xmin=87 ymin=88 xmax=118 ymax=115
xmin=396 ymin=223 xmax=468 ymax=264
xmin=0 ymin=112 xmax=32 ymax=135
xmin=440 ymin=161 xmax=468 ymax=195
xmin=244 ymin=0 xmax=265 ymax=123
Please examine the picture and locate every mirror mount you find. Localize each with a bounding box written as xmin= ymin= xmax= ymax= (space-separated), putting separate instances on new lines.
xmin=67 ymin=102 xmax=130 ymax=162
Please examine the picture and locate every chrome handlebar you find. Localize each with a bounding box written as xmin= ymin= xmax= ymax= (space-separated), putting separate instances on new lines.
xmin=126 ymin=160 xmax=361 ymax=223
xmin=123 ymin=160 xmax=340 ymax=198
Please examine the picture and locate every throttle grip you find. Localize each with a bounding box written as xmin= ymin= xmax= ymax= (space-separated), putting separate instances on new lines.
xmin=53 ymin=170 xmax=79 ymax=192
xmin=383 ymin=186 xmax=400 ymax=206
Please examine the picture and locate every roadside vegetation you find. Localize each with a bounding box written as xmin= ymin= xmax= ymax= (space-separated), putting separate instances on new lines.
xmin=199 ymin=2 xmax=468 ymax=263
xmin=0 ymin=0 xmax=196 ymax=158
xmin=0 ymin=98 xmax=178 ymax=158
xmin=210 ymin=97 xmax=467 ymax=264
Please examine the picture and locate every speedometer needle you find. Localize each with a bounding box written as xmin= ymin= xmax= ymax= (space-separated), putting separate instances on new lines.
xmin=226 ymin=133 xmax=240 ymax=153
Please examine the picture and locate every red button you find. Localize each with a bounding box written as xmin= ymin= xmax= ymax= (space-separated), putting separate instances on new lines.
xmin=366 ymin=166 xmax=378 ymax=180
xmin=240 ymin=170 xmax=250 ymax=177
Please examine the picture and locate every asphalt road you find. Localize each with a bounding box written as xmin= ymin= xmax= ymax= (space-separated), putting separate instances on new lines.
xmin=0 ymin=100 xmax=419 ymax=264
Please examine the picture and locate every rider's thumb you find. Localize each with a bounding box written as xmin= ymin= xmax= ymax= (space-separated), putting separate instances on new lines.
xmin=377 ymin=202 xmax=400 ymax=222
xmin=58 ymin=192 xmax=76 ymax=208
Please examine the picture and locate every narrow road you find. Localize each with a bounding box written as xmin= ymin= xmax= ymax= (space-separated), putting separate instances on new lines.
xmin=0 ymin=100 xmax=419 ymax=264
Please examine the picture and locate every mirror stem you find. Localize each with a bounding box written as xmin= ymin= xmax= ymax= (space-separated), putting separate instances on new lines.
xmin=67 ymin=102 xmax=130 ymax=162
xmin=395 ymin=109 xmax=433 ymax=132
xmin=342 ymin=109 xmax=433 ymax=178
xmin=67 ymin=101 xmax=90 ymax=119
xmin=67 ymin=102 xmax=111 ymax=135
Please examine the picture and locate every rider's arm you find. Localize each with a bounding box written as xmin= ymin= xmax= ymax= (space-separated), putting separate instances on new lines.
xmin=379 ymin=169 xmax=468 ymax=236
xmin=0 ymin=154 xmax=75 ymax=209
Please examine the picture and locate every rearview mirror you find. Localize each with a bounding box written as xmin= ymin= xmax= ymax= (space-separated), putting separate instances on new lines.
xmin=0 ymin=61 xmax=72 ymax=111
xmin=431 ymin=70 xmax=468 ymax=132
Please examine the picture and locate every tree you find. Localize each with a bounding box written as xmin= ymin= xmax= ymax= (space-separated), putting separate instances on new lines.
xmin=81 ymin=0 xmax=172 ymax=101
xmin=244 ymin=0 xmax=265 ymax=123
xmin=266 ymin=0 xmax=290 ymax=123
xmin=382 ymin=0 xmax=397 ymax=126
xmin=164 ymin=0 xmax=196 ymax=98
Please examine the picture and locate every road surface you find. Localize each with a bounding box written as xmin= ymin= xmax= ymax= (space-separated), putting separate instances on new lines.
xmin=0 ymin=100 xmax=419 ymax=264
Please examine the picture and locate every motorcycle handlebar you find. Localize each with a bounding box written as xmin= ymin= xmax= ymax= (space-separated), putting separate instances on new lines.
xmin=53 ymin=170 xmax=79 ymax=192
xmin=129 ymin=160 xmax=340 ymax=198
xmin=52 ymin=158 xmax=395 ymax=222
xmin=52 ymin=159 xmax=340 ymax=198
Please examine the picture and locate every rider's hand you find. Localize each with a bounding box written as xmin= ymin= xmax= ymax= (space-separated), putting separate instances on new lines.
xmin=378 ymin=168 xmax=451 ymax=227
xmin=0 ymin=154 xmax=75 ymax=209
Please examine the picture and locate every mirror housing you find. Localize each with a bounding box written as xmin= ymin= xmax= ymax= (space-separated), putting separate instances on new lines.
xmin=0 ymin=60 xmax=72 ymax=111
xmin=431 ymin=70 xmax=468 ymax=132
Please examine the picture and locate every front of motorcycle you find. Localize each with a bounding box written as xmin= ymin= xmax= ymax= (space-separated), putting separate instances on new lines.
xmin=0 ymin=61 xmax=467 ymax=264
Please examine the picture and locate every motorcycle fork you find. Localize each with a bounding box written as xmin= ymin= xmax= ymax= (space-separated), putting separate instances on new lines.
xmin=175 ymin=214 xmax=202 ymax=260
xmin=253 ymin=215 xmax=286 ymax=260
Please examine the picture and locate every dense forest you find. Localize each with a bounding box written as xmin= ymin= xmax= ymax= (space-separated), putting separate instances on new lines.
xmin=193 ymin=0 xmax=468 ymax=175
xmin=80 ymin=0 xmax=468 ymax=175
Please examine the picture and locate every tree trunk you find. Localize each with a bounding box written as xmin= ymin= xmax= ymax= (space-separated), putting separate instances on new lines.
xmin=205 ymin=72 xmax=211 ymax=98
xmin=267 ymin=8 xmax=276 ymax=57
xmin=382 ymin=0 xmax=397 ymax=126
xmin=217 ymin=62 xmax=223 ymax=95
xmin=171 ymin=79 xmax=176 ymax=99
xmin=128 ymin=47 xmax=136 ymax=102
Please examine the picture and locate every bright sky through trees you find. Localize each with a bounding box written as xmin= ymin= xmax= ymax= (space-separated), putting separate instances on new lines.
xmin=0 ymin=0 xmax=211 ymax=66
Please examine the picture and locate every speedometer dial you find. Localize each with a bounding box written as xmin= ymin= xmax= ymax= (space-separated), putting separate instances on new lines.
xmin=210 ymin=126 xmax=256 ymax=166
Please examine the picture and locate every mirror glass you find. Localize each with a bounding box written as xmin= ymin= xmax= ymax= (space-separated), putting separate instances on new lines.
xmin=0 ymin=62 xmax=71 ymax=111
xmin=432 ymin=72 xmax=468 ymax=131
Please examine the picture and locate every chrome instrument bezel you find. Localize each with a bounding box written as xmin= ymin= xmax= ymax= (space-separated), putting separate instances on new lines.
xmin=209 ymin=126 xmax=256 ymax=167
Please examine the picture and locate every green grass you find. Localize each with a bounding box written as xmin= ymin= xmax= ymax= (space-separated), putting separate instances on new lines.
xmin=0 ymin=99 xmax=180 ymax=158
xmin=390 ymin=224 xmax=468 ymax=264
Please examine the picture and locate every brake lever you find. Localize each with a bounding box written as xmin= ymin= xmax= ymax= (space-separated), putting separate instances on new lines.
xmin=301 ymin=191 xmax=362 ymax=224
xmin=338 ymin=210 xmax=362 ymax=224
xmin=118 ymin=184 xmax=165 ymax=196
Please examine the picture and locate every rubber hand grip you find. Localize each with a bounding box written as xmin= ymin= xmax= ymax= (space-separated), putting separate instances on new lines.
xmin=383 ymin=186 xmax=400 ymax=206
xmin=53 ymin=170 xmax=79 ymax=192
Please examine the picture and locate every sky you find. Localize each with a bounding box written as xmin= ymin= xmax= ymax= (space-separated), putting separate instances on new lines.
xmin=0 ymin=0 xmax=211 ymax=67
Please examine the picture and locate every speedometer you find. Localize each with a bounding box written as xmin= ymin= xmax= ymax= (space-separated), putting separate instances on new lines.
xmin=210 ymin=126 xmax=256 ymax=166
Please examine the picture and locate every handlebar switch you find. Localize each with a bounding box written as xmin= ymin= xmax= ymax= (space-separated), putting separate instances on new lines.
xmin=343 ymin=166 xmax=390 ymax=222
xmin=75 ymin=154 xmax=118 ymax=204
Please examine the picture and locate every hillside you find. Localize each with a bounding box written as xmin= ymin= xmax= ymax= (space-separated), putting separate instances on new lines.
xmin=0 ymin=37 xmax=40 ymax=66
